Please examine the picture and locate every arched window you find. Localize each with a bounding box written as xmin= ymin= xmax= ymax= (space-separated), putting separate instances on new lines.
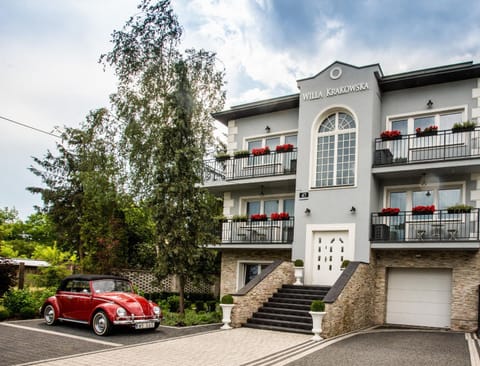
xmin=315 ymin=112 xmax=356 ymax=187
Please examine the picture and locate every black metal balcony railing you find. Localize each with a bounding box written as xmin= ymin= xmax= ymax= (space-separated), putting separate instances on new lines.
xmin=203 ymin=149 xmax=297 ymax=183
xmin=218 ymin=217 xmax=294 ymax=244
xmin=371 ymin=209 xmax=479 ymax=242
xmin=373 ymin=127 xmax=480 ymax=166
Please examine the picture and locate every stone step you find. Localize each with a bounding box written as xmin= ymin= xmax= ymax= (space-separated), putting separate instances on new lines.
xmin=251 ymin=312 xmax=311 ymax=324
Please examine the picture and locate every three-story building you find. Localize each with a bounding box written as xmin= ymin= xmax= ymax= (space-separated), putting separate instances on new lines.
xmin=205 ymin=60 xmax=480 ymax=333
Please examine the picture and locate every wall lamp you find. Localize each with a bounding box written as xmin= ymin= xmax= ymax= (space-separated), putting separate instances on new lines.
xmin=265 ymin=125 xmax=271 ymax=133
xmin=350 ymin=206 xmax=356 ymax=214
xmin=427 ymin=99 xmax=433 ymax=109
xmin=304 ymin=208 xmax=311 ymax=215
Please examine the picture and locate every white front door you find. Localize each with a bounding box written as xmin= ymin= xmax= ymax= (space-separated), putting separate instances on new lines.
xmin=312 ymin=231 xmax=348 ymax=286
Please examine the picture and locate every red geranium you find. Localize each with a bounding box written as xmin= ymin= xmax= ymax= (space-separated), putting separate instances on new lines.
xmin=381 ymin=207 xmax=400 ymax=215
xmin=270 ymin=212 xmax=290 ymax=220
xmin=412 ymin=205 xmax=435 ymax=213
xmin=380 ymin=130 xmax=401 ymax=139
xmin=275 ymin=144 xmax=294 ymax=152
xmin=252 ymin=146 xmax=270 ymax=156
xmin=250 ymin=213 xmax=267 ymax=221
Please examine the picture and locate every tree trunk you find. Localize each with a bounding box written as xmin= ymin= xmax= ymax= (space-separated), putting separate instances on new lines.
xmin=178 ymin=274 xmax=186 ymax=315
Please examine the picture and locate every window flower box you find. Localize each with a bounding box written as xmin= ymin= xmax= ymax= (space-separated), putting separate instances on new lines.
xmin=379 ymin=207 xmax=400 ymax=216
xmin=415 ymin=125 xmax=438 ymax=137
xmin=234 ymin=150 xmax=250 ymax=159
xmin=452 ymin=121 xmax=476 ymax=133
xmin=250 ymin=213 xmax=267 ymax=221
xmin=270 ymin=212 xmax=290 ymax=220
xmin=380 ymin=130 xmax=402 ymax=141
xmin=412 ymin=205 xmax=435 ymax=215
xmin=447 ymin=204 xmax=473 ymax=214
xmin=215 ymin=152 xmax=231 ymax=161
xmin=251 ymin=147 xmax=270 ymax=156
xmin=275 ymin=144 xmax=294 ymax=152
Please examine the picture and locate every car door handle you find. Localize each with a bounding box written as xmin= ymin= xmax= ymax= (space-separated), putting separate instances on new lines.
xmin=67 ymin=296 xmax=73 ymax=300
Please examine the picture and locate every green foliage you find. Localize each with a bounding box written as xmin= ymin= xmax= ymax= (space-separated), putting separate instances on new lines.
xmin=161 ymin=308 xmax=221 ymax=327
xmin=310 ymin=300 xmax=325 ymax=312
xmin=3 ymin=288 xmax=56 ymax=319
xmin=167 ymin=295 xmax=180 ymax=313
xmin=28 ymin=265 xmax=71 ymax=288
xmin=233 ymin=150 xmax=250 ymax=158
xmin=0 ymin=258 xmax=17 ymax=296
xmin=452 ymin=121 xmax=476 ymax=130
xmin=341 ymin=260 xmax=350 ymax=268
xmin=447 ymin=204 xmax=474 ymax=213
xmin=221 ymin=294 xmax=233 ymax=304
xmin=0 ymin=307 xmax=10 ymax=321
xmin=294 ymin=259 xmax=304 ymax=267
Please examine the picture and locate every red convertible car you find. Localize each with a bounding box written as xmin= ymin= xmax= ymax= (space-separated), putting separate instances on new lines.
xmin=41 ymin=274 xmax=162 ymax=336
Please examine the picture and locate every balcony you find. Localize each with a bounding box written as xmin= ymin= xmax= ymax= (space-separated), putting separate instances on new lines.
xmin=217 ymin=217 xmax=294 ymax=246
xmin=203 ymin=149 xmax=297 ymax=184
xmin=370 ymin=209 xmax=480 ymax=249
xmin=373 ymin=127 xmax=480 ymax=167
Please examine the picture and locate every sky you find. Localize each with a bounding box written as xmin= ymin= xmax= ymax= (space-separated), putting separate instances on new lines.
xmin=1 ymin=0 xmax=480 ymax=220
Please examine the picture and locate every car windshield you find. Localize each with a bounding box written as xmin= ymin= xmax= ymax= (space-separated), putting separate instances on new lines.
xmin=92 ymin=279 xmax=133 ymax=293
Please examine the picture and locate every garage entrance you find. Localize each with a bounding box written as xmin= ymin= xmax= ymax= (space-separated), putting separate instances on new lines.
xmin=386 ymin=268 xmax=452 ymax=328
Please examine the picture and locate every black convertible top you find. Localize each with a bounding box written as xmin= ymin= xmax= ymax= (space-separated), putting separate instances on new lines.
xmin=58 ymin=274 xmax=129 ymax=291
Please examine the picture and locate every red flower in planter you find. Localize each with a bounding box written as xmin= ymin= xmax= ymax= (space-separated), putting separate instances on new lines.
xmin=250 ymin=213 xmax=267 ymax=221
xmin=416 ymin=125 xmax=438 ymax=134
xmin=251 ymin=147 xmax=270 ymax=156
xmin=412 ymin=205 xmax=435 ymax=214
xmin=380 ymin=130 xmax=401 ymax=139
xmin=380 ymin=207 xmax=400 ymax=215
xmin=270 ymin=212 xmax=290 ymax=220
xmin=275 ymin=144 xmax=294 ymax=152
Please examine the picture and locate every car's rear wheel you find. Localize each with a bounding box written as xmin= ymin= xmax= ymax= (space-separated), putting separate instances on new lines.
xmin=92 ymin=311 xmax=112 ymax=336
xmin=43 ymin=304 xmax=57 ymax=325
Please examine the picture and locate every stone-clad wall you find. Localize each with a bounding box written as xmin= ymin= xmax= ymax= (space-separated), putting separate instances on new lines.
xmin=373 ymin=250 xmax=480 ymax=331
xmin=230 ymin=261 xmax=295 ymax=327
xmin=322 ymin=262 xmax=376 ymax=338
xmin=219 ymin=249 xmax=292 ymax=297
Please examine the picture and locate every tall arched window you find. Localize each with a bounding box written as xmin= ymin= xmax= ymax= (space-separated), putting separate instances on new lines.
xmin=315 ymin=112 xmax=356 ymax=187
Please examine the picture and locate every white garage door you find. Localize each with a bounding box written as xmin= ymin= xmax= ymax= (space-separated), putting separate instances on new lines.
xmin=386 ymin=268 xmax=452 ymax=328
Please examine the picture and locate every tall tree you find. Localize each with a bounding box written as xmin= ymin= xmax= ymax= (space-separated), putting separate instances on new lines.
xmin=28 ymin=109 xmax=126 ymax=273
xmin=101 ymin=0 xmax=225 ymax=313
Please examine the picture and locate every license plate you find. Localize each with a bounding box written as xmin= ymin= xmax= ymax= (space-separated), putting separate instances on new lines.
xmin=135 ymin=322 xmax=155 ymax=329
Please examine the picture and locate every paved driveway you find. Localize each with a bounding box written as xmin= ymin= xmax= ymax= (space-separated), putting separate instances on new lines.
xmin=285 ymin=329 xmax=474 ymax=366
xmin=1 ymin=321 xmax=477 ymax=366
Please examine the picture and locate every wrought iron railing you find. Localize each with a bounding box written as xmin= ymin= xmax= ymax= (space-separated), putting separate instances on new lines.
xmin=370 ymin=209 xmax=479 ymax=242
xmin=217 ymin=217 xmax=294 ymax=244
xmin=373 ymin=127 xmax=480 ymax=166
xmin=203 ymin=149 xmax=297 ymax=183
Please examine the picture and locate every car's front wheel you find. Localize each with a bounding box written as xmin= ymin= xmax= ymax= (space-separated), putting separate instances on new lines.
xmin=92 ymin=311 xmax=112 ymax=336
xmin=43 ymin=304 xmax=57 ymax=325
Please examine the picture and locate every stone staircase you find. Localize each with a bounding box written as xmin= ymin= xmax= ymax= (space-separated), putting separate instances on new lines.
xmin=244 ymin=284 xmax=330 ymax=334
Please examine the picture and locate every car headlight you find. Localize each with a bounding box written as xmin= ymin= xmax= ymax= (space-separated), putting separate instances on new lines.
xmin=153 ymin=306 xmax=161 ymax=315
xmin=116 ymin=307 xmax=127 ymax=317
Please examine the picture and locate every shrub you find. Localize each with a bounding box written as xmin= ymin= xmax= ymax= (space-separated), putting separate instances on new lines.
xmin=194 ymin=301 xmax=204 ymax=312
xmin=294 ymin=259 xmax=304 ymax=267
xmin=205 ymin=300 xmax=217 ymax=312
xmin=3 ymin=287 xmax=56 ymax=318
xmin=0 ymin=308 xmax=10 ymax=321
xmin=167 ymin=295 xmax=180 ymax=313
xmin=221 ymin=294 xmax=233 ymax=304
xmin=28 ymin=265 xmax=71 ymax=288
xmin=310 ymin=300 xmax=325 ymax=312
xmin=19 ymin=306 xmax=37 ymax=319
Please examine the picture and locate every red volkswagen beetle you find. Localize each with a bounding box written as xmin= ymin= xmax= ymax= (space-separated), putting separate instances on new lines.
xmin=41 ymin=274 xmax=162 ymax=336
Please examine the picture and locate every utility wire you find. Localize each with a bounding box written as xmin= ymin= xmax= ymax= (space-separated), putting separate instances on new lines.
xmin=0 ymin=115 xmax=61 ymax=138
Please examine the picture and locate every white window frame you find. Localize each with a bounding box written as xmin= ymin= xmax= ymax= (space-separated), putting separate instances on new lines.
xmin=311 ymin=108 xmax=358 ymax=189
xmin=240 ymin=194 xmax=295 ymax=215
xmin=386 ymin=105 xmax=468 ymax=133
xmin=384 ymin=181 xmax=466 ymax=211
xmin=244 ymin=130 xmax=298 ymax=150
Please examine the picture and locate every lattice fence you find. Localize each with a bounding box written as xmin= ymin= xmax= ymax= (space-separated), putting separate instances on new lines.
xmin=118 ymin=269 xmax=219 ymax=295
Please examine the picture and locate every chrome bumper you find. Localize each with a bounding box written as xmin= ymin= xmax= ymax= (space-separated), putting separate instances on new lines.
xmin=114 ymin=317 xmax=160 ymax=325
